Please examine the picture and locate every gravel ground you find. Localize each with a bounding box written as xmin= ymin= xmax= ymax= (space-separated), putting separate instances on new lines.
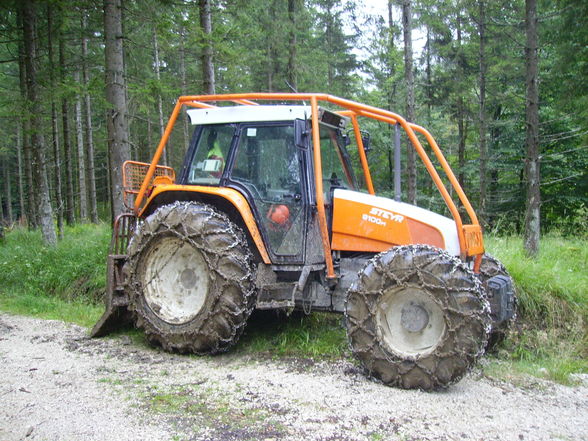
xmin=0 ymin=313 xmax=586 ymax=441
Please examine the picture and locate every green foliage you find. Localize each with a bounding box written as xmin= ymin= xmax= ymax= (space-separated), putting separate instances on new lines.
xmin=0 ymin=224 xmax=109 ymax=326
xmin=236 ymin=311 xmax=348 ymax=359
xmin=485 ymin=234 xmax=588 ymax=381
xmin=486 ymin=235 xmax=587 ymax=318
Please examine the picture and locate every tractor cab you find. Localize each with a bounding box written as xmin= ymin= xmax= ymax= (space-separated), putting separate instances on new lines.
xmin=180 ymin=105 xmax=362 ymax=266
xmin=92 ymin=94 xmax=515 ymax=391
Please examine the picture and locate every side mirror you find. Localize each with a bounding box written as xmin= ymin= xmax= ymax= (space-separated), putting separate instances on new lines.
xmin=361 ymin=131 xmax=371 ymax=154
xmin=342 ymin=133 xmax=351 ymax=147
xmin=294 ymin=119 xmax=309 ymax=149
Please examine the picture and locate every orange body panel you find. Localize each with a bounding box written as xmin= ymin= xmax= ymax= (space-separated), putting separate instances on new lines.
xmin=331 ymin=197 xmax=445 ymax=252
xmin=141 ymin=184 xmax=271 ymax=264
xmin=406 ymin=219 xmax=445 ymax=249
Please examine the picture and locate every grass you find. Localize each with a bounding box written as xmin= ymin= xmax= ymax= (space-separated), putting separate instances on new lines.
xmin=0 ymin=223 xmax=108 ymax=327
xmin=485 ymin=234 xmax=588 ymax=383
xmin=0 ymin=224 xmax=585 ymax=384
xmin=235 ymin=310 xmax=348 ymax=359
xmin=141 ymin=383 xmax=286 ymax=439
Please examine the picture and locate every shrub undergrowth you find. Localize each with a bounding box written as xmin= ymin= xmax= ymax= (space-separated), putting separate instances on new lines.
xmin=0 ymin=224 xmax=108 ymax=327
xmin=235 ymin=311 xmax=348 ymax=359
xmin=485 ymin=234 xmax=587 ymax=383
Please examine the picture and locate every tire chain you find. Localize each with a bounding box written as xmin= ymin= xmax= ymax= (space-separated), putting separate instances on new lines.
xmin=126 ymin=201 xmax=256 ymax=354
xmin=345 ymin=244 xmax=491 ymax=390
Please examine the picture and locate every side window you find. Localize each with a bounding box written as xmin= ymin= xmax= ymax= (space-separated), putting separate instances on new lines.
xmin=231 ymin=125 xmax=304 ymax=256
xmin=319 ymin=124 xmax=355 ymax=200
xmin=187 ymin=125 xmax=234 ymax=185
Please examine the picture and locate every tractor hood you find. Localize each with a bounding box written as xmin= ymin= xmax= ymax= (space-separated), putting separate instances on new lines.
xmin=331 ymin=189 xmax=460 ymax=256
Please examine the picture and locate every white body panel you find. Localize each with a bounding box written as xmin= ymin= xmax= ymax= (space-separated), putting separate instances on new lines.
xmin=334 ymin=189 xmax=460 ymax=256
xmin=187 ymin=105 xmax=312 ymax=125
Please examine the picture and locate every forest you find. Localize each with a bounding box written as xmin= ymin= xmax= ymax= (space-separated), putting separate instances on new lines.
xmin=0 ymin=0 xmax=586 ymax=251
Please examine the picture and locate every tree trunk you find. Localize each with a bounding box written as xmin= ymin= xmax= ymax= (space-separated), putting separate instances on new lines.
xmin=17 ymin=13 xmax=36 ymax=228
xmin=457 ymin=14 xmax=466 ymax=190
xmin=75 ymin=70 xmax=88 ymax=222
xmin=22 ymin=0 xmax=57 ymax=245
xmin=47 ymin=4 xmax=64 ymax=238
xmin=402 ymin=0 xmax=416 ymax=204
xmin=478 ymin=0 xmax=488 ymax=219
xmin=326 ymin=3 xmax=334 ymax=89
xmin=59 ymin=18 xmax=75 ymax=226
xmin=3 ymin=158 xmax=13 ymax=223
xmin=199 ymin=0 xmax=215 ymax=94
xmin=425 ymin=26 xmax=432 ymax=123
xmin=16 ymin=124 xmax=25 ymax=223
xmin=104 ymin=0 xmax=131 ymax=220
xmin=153 ymin=28 xmax=168 ymax=165
xmin=179 ymin=26 xmax=189 ymax=156
xmin=524 ymin=0 xmax=540 ymax=256
xmin=82 ymin=13 xmax=98 ymax=223
xmin=387 ymin=0 xmax=399 ymax=195
xmin=287 ymin=0 xmax=297 ymax=90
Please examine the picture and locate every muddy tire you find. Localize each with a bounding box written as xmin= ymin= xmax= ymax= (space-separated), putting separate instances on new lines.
xmin=477 ymin=253 xmax=517 ymax=350
xmin=345 ymin=245 xmax=490 ymax=390
xmin=126 ymin=202 xmax=256 ymax=354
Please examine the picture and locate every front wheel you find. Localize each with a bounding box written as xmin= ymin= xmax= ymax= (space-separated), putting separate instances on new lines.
xmin=345 ymin=245 xmax=490 ymax=390
xmin=126 ymin=202 xmax=256 ymax=354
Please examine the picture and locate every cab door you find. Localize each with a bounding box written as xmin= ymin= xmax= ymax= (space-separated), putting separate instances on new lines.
xmin=227 ymin=123 xmax=308 ymax=263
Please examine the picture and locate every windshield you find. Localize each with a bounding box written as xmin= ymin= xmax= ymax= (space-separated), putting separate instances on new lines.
xmin=186 ymin=124 xmax=235 ymax=185
xmin=319 ymin=124 xmax=358 ymax=192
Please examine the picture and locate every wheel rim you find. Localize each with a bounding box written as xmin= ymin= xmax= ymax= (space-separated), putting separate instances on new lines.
xmin=376 ymin=286 xmax=446 ymax=357
xmin=142 ymin=236 xmax=209 ymax=324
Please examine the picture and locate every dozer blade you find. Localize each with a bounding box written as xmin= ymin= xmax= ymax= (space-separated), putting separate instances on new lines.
xmin=90 ymin=254 xmax=134 ymax=337
xmin=91 ymin=213 xmax=138 ymax=337
xmin=90 ymin=302 xmax=133 ymax=337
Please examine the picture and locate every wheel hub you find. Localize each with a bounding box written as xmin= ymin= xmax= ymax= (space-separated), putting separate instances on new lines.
xmin=180 ymin=268 xmax=198 ymax=289
xmin=142 ymin=236 xmax=209 ymax=324
xmin=400 ymin=303 xmax=429 ymax=333
xmin=376 ymin=286 xmax=446 ymax=357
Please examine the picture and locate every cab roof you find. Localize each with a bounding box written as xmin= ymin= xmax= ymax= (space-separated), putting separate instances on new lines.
xmin=187 ymin=105 xmax=312 ymax=125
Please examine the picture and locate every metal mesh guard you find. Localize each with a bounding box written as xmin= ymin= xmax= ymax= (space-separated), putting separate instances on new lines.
xmin=122 ymin=161 xmax=175 ymax=209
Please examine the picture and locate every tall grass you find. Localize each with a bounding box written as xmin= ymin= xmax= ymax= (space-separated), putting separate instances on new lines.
xmin=236 ymin=311 xmax=348 ymax=359
xmin=485 ymin=234 xmax=587 ymax=382
xmin=0 ymin=224 xmax=109 ymax=327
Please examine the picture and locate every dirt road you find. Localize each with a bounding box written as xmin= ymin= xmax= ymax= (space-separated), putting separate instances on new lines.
xmin=0 ymin=313 xmax=586 ymax=441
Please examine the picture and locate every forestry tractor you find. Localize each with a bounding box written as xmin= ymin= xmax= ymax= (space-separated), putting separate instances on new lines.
xmin=92 ymin=93 xmax=515 ymax=390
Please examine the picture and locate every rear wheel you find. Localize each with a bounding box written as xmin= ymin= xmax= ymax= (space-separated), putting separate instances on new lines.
xmin=345 ymin=245 xmax=490 ymax=390
xmin=127 ymin=202 xmax=256 ymax=354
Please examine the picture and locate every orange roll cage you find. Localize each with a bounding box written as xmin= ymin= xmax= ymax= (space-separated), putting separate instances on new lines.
xmin=133 ymin=93 xmax=484 ymax=276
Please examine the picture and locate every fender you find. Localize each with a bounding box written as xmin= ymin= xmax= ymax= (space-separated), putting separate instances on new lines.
xmin=140 ymin=184 xmax=271 ymax=264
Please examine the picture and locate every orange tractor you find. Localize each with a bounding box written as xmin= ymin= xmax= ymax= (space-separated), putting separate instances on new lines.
xmin=92 ymin=93 xmax=515 ymax=390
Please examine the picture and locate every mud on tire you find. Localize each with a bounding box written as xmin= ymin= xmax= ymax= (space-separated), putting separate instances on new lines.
xmin=345 ymin=245 xmax=490 ymax=390
xmin=126 ymin=202 xmax=256 ymax=354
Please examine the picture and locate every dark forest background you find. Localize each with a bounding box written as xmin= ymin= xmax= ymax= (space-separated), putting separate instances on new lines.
xmin=0 ymin=0 xmax=586 ymax=252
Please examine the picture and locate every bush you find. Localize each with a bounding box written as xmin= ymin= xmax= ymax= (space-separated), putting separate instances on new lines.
xmin=0 ymin=224 xmax=110 ymax=326
xmin=485 ymin=234 xmax=588 ymax=381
